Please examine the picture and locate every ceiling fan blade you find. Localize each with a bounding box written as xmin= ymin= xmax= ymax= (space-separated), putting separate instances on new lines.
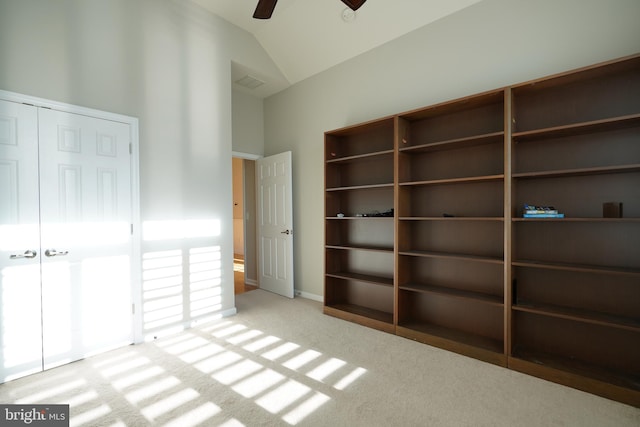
xmin=341 ymin=0 xmax=366 ymax=11
xmin=253 ymin=0 xmax=278 ymax=19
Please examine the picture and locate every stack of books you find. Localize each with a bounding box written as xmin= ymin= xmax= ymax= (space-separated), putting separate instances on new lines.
xmin=523 ymin=204 xmax=564 ymax=218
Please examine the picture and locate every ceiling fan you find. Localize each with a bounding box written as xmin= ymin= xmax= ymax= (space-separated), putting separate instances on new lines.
xmin=253 ymin=0 xmax=367 ymax=19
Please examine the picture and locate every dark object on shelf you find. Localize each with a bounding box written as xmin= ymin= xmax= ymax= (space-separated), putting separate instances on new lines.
xmin=603 ymin=202 xmax=623 ymax=218
xmin=443 ymin=213 xmax=455 ymax=217
xmin=363 ymin=209 xmax=394 ymax=217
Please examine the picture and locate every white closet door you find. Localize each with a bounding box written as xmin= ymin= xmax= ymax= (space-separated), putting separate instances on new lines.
xmin=0 ymin=100 xmax=43 ymax=382
xmin=38 ymin=109 xmax=134 ymax=369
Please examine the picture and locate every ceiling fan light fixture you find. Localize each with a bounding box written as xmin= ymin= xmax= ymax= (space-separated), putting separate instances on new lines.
xmin=342 ymin=8 xmax=356 ymax=22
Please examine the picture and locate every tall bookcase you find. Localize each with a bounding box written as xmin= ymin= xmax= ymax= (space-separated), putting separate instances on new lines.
xmin=508 ymin=56 xmax=640 ymax=405
xmin=324 ymin=117 xmax=396 ymax=333
xmin=395 ymin=90 xmax=507 ymax=366
xmin=323 ymin=54 xmax=640 ymax=407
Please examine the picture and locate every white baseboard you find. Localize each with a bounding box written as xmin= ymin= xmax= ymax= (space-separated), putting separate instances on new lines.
xmin=220 ymin=307 xmax=238 ymax=318
xmin=141 ymin=307 xmax=238 ymax=342
xmin=295 ymin=290 xmax=323 ymax=302
xmin=244 ymin=278 xmax=258 ymax=286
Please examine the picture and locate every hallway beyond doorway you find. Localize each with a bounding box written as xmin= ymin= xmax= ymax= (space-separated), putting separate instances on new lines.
xmin=234 ymin=255 xmax=257 ymax=294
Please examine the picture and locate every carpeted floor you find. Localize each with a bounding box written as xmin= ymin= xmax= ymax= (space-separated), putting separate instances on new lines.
xmin=1 ymin=289 xmax=638 ymax=426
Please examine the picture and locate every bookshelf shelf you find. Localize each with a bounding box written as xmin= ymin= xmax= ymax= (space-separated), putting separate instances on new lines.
xmin=399 ymin=131 xmax=504 ymax=153
xmin=512 ymin=163 xmax=640 ymax=179
xmin=400 ymin=282 xmax=503 ymax=307
xmin=326 ymin=271 xmax=393 ymax=288
xmin=400 ymin=174 xmax=504 ymax=186
xmin=326 ymin=149 xmax=394 ymax=164
xmin=512 ymin=113 xmax=640 ymax=142
xmin=400 ymin=250 xmax=504 ymax=264
xmin=513 ymin=302 xmax=640 ymax=332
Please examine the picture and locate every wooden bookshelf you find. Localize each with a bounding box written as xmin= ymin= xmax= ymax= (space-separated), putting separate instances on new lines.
xmin=509 ymin=54 xmax=640 ymax=407
xmin=324 ymin=117 xmax=396 ymax=332
xmin=324 ymin=54 xmax=640 ymax=407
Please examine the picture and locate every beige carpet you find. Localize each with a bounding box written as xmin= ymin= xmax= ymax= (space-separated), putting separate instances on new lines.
xmin=1 ymin=289 xmax=638 ymax=426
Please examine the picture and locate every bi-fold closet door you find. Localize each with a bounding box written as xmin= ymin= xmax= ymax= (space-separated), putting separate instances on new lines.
xmin=0 ymin=99 xmax=134 ymax=382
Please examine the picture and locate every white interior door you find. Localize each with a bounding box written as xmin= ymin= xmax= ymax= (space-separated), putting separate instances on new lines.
xmin=0 ymin=100 xmax=43 ymax=382
xmin=38 ymin=108 xmax=134 ymax=369
xmin=256 ymin=151 xmax=294 ymax=298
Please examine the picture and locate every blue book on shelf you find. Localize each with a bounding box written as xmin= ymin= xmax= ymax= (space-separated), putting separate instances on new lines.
xmin=523 ymin=213 xmax=565 ymax=218
xmin=525 ymin=209 xmax=559 ymax=215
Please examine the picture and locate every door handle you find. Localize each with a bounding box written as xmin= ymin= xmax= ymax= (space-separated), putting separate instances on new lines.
xmin=45 ymin=249 xmax=69 ymax=257
xmin=280 ymin=229 xmax=292 ymax=235
xmin=9 ymin=250 xmax=38 ymax=259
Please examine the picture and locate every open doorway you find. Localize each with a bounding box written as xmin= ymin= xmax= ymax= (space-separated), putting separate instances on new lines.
xmin=232 ymin=156 xmax=258 ymax=294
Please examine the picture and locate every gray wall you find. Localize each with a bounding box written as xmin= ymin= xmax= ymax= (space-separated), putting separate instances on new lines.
xmin=0 ymin=0 xmax=280 ymax=336
xmin=263 ymin=0 xmax=640 ymax=298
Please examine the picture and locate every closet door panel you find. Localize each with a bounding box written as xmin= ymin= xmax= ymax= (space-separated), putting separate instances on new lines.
xmin=38 ymin=109 xmax=134 ymax=369
xmin=0 ymin=100 xmax=43 ymax=382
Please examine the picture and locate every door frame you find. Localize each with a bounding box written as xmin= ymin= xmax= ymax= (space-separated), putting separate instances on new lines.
xmin=232 ymin=151 xmax=261 ymax=290
xmin=0 ymin=89 xmax=142 ymax=344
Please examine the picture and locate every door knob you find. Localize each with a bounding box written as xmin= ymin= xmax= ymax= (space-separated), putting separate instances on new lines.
xmin=280 ymin=229 xmax=291 ymax=235
xmin=45 ymin=249 xmax=69 ymax=257
xmin=9 ymin=250 xmax=37 ymax=259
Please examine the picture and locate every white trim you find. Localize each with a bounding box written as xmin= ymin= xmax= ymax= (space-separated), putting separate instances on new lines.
xmin=0 ymin=89 xmax=142 ymax=345
xmin=295 ymin=290 xmax=323 ymax=302
xmin=232 ymin=151 xmax=262 ymax=160
xmin=129 ymin=120 xmax=143 ymax=344
xmin=0 ymin=89 xmax=135 ymax=125
xmin=244 ymin=278 xmax=258 ymax=287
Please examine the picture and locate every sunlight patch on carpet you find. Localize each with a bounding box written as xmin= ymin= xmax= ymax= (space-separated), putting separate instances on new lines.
xmin=192 ymin=318 xmax=369 ymax=425
xmin=232 ymin=368 xmax=286 ymax=398
xmin=72 ymin=403 xmax=112 ymax=426
xmin=282 ymin=350 xmax=322 ymax=371
xmin=282 ymin=392 xmax=331 ymax=425
xmin=141 ymin=388 xmax=200 ymax=422
xmin=162 ymin=402 xmax=221 ymax=427
xmin=256 ymin=379 xmax=312 ymax=414
xmin=4 ymin=305 xmax=368 ymax=426
xmin=334 ymin=366 xmax=367 ymax=390
xmin=261 ymin=342 xmax=300 ymax=361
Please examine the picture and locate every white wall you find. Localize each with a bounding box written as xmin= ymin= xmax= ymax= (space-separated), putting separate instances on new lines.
xmin=263 ymin=0 xmax=640 ymax=297
xmin=0 ymin=0 xmax=281 ymax=337
xmin=232 ymin=89 xmax=264 ymax=156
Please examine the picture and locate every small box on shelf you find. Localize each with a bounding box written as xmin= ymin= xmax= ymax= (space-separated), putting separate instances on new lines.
xmin=603 ymin=202 xmax=623 ymax=218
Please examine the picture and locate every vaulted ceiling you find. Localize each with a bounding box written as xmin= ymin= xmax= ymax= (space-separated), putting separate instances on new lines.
xmin=190 ymin=0 xmax=483 ymax=98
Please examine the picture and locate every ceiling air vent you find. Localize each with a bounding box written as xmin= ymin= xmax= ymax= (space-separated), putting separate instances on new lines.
xmin=235 ymin=74 xmax=265 ymax=89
